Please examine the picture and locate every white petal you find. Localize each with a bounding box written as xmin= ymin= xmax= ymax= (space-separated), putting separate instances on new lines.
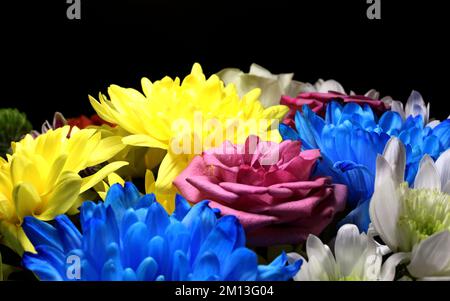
xmin=365 ymin=89 xmax=380 ymax=99
xmin=382 ymin=137 xmax=406 ymax=185
xmin=287 ymin=252 xmax=306 ymax=280
xmin=380 ymin=252 xmax=411 ymax=281
xmin=367 ymin=224 xmax=392 ymax=256
xmin=306 ymin=234 xmax=337 ymax=279
xmin=286 ymin=252 xmax=305 ymax=265
xmin=426 ymin=120 xmax=440 ymax=129
xmin=363 ymin=252 xmax=383 ymax=280
xmin=249 ymin=63 xmax=276 ymax=79
xmin=277 ymin=73 xmax=295 ymax=92
xmin=381 ymin=96 xmax=394 ymax=104
xmin=419 ymin=276 xmax=450 ymax=281
xmin=238 ymin=75 xmax=282 ymax=107
xmin=414 ymin=155 xmax=441 ymax=190
xmin=316 ymin=79 xmax=346 ymax=94
xmin=370 ymin=155 xmax=401 ymax=251
xmin=389 ymin=100 xmax=405 ymax=120
xmin=216 ymin=68 xmax=243 ymax=87
xmin=335 ymin=224 xmax=367 ymax=277
xmin=408 ymin=231 xmax=450 ymax=278
xmin=286 ymin=80 xmax=311 ymax=96
xmin=443 ymin=182 xmax=450 ymax=194
xmin=405 ymin=90 xmax=427 ymax=119
xmin=435 ymin=149 xmax=450 ymax=189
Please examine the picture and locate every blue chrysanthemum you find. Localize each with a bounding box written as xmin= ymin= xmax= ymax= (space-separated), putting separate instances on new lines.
xmin=22 ymin=182 xmax=301 ymax=281
xmin=280 ymin=101 xmax=450 ymax=231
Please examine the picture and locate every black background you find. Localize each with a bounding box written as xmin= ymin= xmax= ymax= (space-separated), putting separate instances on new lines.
xmin=2 ymin=0 xmax=449 ymax=127
xmin=1 ymin=0 xmax=449 ymax=291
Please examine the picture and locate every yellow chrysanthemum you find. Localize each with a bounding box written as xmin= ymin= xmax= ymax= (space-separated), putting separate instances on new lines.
xmin=90 ymin=63 xmax=288 ymax=212
xmin=0 ymin=126 xmax=128 ymax=254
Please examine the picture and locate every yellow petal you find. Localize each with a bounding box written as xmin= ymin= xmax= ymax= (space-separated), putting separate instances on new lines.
xmin=79 ymin=161 xmax=128 ymax=193
xmin=17 ymin=227 xmax=35 ymax=253
xmin=88 ymin=136 xmax=126 ymax=166
xmin=144 ymin=148 xmax=167 ymax=170
xmin=0 ymin=221 xmax=25 ymax=255
xmin=36 ymin=171 xmax=82 ymax=220
xmin=145 ymin=169 xmax=156 ymax=194
xmin=107 ymin=173 xmax=125 ymax=186
xmin=13 ymin=182 xmax=41 ymax=223
xmin=262 ymin=105 xmax=289 ymax=120
xmin=43 ymin=154 xmax=68 ymax=194
xmin=122 ymin=135 xmax=168 ymax=149
xmin=155 ymin=151 xmax=187 ymax=200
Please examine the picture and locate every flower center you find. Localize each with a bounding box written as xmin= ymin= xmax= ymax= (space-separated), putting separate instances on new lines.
xmin=337 ymin=275 xmax=365 ymax=281
xmin=398 ymin=185 xmax=450 ymax=251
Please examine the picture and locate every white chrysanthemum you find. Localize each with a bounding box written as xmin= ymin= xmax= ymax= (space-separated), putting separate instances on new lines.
xmin=288 ymin=224 xmax=395 ymax=281
xmin=216 ymin=64 xmax=306 ymax=107
xmin=383 ymin=90 xmax=432 ymax=125
xmin=370 ymin=137 xmax=450 ymax=280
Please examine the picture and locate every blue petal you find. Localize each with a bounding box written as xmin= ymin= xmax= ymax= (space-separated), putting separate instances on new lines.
xmin=325 ymin=101 xmax=343 ymax=125
xmin=81 ymin=258 xmax=99 ymax=281
xmin=22 ymin=216 xmax=63 ymax=252
xmin=279 ymin=123 xmax=300 ymax=141
xmin=145 ymin=202 xmax=170 ymax=237
xmin=222 ymin=248 xmax=258 ymax=281
xmin=123 ymin=222 xmax=151 ymax=270
xmin=422 ymin=135 xmax=440 ymax=158
xmin=258 ymin=252 xmax=302 ymax=281
xmin=82 ymin=218 xmax=114 ymax=273
xmin=22 ymin=253 xmax=64 ymax=281
xmin=338 ymin=198 xmax=371 ymax=232
xmin=79 ymin=201 xmax=98 ymax=232
xmin=32 ymin=245 xmax=66 ymax=276
xmin=165 ymin=221 xmax=191 ymax=258
xmin=197 ymin=216 xmax=240 ymax=267
xmin=350 ymin=129 xmax=379 ymax=173
xmin=339 ymin=102 xmax=363 ymax=125
xmin=320 ymin=125 xmax=339 ymax=162
xmin=171 ymin=194 xmax=191 ymax=221
xmin=104 ymin=183 xmax=126 ymax=212
xmin=334 ymin=161 xmax=374 ymax=207
xmin=122 ymin=182 xmax=141 ymax=208
xmin=431 ymin=120 xmax=450 ymax=149
xmin=171 ymin=250 xmax=191 ymax=281
xmin=135 ymin=193 xmax=156 ymax=210
xmin=181 ymin=200 xmax=215 ymax=230
xmin=147 ymin=236 xmax=169 ymax=279
xmin=55 ymin=215 xmax=82 ymax=252
xmin=123 ymin=268 xmax=137 ymax=281
xmin=334 ymin=123 xmax=354 ymax=162
xmin=100 ymin=243 xmax=123 ymax=281
xmin=191 ymin=251 xmax=220 ymax=281
xmin=121 ymin=208 xmax=139 ymax=238
xmin=294 ymin=107 xmax=320 ymax=150
xmin=379 ymin=111 xmax=403 ymax=134
xmin=136 ymin=257 xmax=158 ymax=281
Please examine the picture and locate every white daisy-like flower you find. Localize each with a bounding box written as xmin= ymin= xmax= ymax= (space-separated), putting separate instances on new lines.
xmin=288 ymin=224 xmax=395 ymax=281
xmin=370 ymin=137 xmax=450 ymax=280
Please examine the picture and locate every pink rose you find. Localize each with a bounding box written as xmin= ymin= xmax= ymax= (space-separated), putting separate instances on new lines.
xmin=281 ymin=91 xmax=388 ymax=128
xmin=173 ymin=136 xmax=347 ymax=246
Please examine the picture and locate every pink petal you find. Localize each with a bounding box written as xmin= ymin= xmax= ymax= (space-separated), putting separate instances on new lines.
xmin=219 ymin=182 xmax=268 ymax=195
xmin=186 ymin=176 xmax=239 ymax=204
xmin=209 ymin=201 xmax=277 ymax=231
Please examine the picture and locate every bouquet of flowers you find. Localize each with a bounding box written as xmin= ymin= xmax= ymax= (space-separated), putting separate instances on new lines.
xmin=0 ymin=63 xmax=449 ymax=281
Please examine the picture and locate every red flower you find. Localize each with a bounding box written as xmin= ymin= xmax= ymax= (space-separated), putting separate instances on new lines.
xmin=281 ymin=91 xmax=389 ymax=128
xmin=67 ymin=114 xmax=115 ymax=129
